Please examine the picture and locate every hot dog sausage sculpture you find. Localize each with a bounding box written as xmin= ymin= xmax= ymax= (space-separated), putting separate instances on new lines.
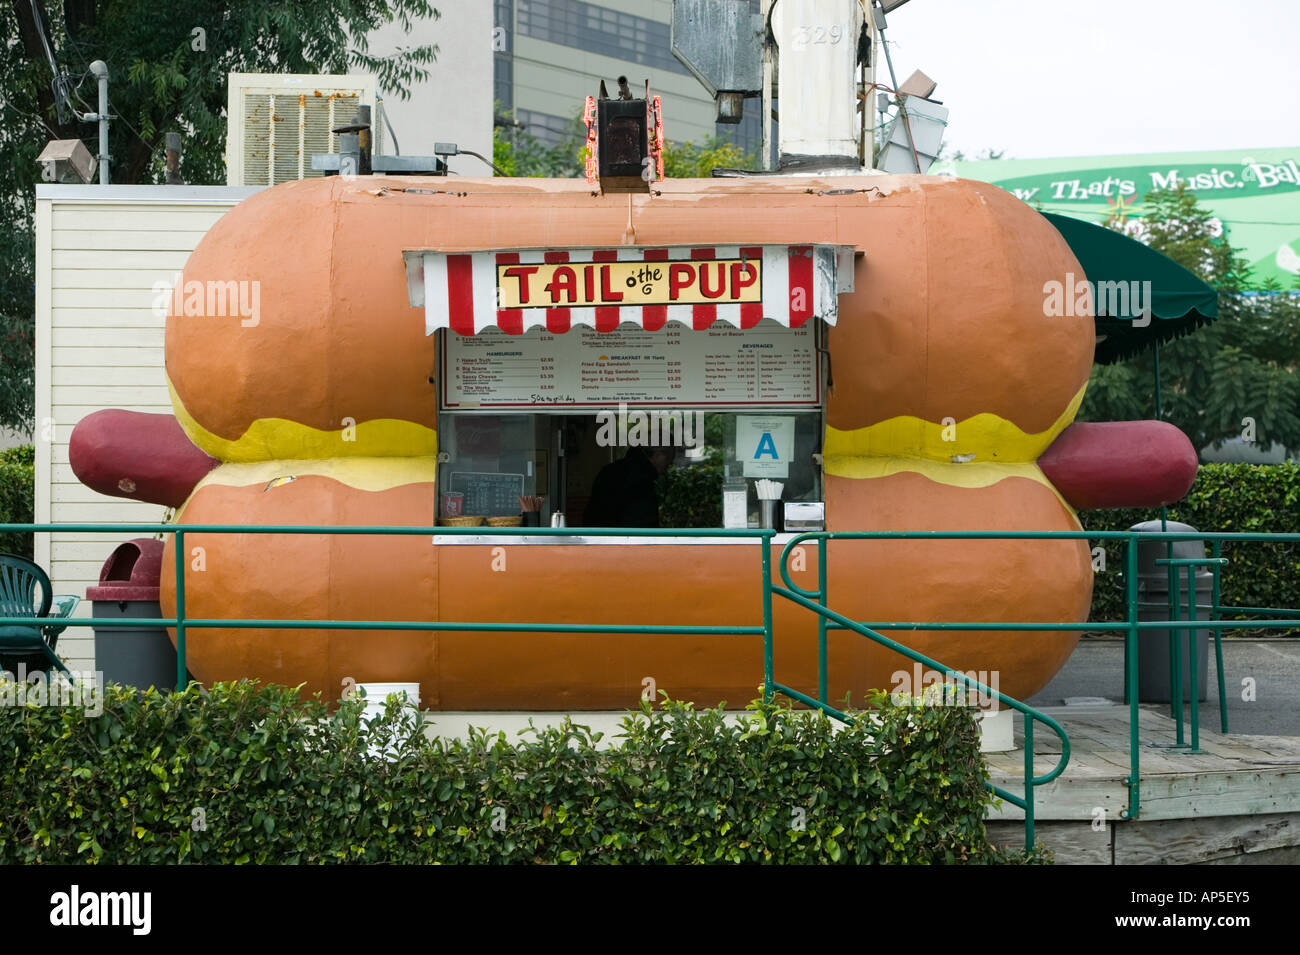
xmin=70 ymin=173 xmax=1197 ymax=707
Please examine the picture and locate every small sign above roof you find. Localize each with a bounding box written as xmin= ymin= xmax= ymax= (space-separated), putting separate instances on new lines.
xmin=404 ymin=244 xmax=855 ymax=336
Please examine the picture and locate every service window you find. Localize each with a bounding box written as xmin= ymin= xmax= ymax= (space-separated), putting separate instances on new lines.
xmin=434 ymin=321 xmax=825 ymax=529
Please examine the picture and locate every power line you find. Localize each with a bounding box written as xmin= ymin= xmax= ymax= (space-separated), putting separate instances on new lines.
xmin=59 ymin=22 xmax=159 ymax=159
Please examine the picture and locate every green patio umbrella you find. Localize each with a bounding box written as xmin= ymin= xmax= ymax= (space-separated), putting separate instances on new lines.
xmin=1042 ymin=211 xmax=1220 ymax=367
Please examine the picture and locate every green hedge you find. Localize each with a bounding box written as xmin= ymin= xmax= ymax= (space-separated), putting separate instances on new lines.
xmin=0 ymin=680 xmax=1040 ymax=864
xmin=0 ymin=444 xmax=34 ymax=559
xmin=1080 ymin=463 xmax=1300 ymax=622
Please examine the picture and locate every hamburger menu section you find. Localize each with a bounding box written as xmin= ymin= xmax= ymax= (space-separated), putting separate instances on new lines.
xmin=406 ymin=243 xmax=849 ymax=534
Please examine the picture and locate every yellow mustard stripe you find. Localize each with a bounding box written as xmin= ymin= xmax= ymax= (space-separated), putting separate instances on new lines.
xmin=823 ymin=456 xmax=1079 ymax=525
xmin=194 ymin=457 xmax=438 ymax=494
xmin=824 ymin=383 xmax=1086 ymax=463
xmin=168 ymin=379 xmax=438 ymax=462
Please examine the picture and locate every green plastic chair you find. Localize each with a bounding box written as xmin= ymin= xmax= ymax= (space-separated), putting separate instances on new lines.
xmin=0 ymin=554 xmax=77 ymax=679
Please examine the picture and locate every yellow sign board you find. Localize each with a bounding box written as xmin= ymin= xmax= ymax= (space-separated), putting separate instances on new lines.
xmin=497 ymin=258 xmax=762 ymax=309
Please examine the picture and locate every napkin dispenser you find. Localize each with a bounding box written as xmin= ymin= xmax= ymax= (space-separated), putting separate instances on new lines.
xmin=783 ymin=502 xmax=825 ymax=532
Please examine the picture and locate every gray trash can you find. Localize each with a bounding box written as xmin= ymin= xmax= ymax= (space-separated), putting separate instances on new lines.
xmin=88 ymin=538 xmax=189 ymax=691
xmin=1125 ymin=520 xmax=1211 ymax=703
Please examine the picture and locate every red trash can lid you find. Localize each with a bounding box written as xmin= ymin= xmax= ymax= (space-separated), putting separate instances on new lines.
xmin=85 ymin=537 xmax=164 ymax=602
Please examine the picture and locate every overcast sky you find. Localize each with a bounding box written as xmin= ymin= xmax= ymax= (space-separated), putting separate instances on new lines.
xmin=883 ymin=0 xmax=1298 ymax=159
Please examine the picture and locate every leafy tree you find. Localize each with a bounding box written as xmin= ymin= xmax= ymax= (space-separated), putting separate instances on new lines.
xmin=495 ymin=107 xmax=756 ymax=179
xmin=1076 ymin=185 xmax=1300 ymax=456
xmin=0 ymin=0 xmax=440 ymax=434
xmin=492 ymin=111 xmax=585 ymax=178
xmin=661 ymin=135 xmax=753 ymax=178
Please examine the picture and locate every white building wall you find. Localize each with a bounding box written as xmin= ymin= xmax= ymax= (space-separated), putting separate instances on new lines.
xmin=34 ymin=186 xmax=259 ymax=674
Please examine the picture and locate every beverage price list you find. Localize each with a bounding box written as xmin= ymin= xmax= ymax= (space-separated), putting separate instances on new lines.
xmin=441 ymin=319 xmax=820 ymax=409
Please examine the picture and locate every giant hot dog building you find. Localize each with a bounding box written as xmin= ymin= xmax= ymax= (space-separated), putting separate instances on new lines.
xmin=67 ymin=11 xmax=1202 ymax=710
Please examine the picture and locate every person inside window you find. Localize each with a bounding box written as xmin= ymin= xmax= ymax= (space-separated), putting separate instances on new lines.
xmin=583 ymin=445 xmax=676 ymax=527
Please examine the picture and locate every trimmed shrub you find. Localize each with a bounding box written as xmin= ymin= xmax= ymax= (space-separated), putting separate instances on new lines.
xmin=0 ymin=680 xmax=1040 ymax=864
xmin=1081 ymin=463 xmax=1300 ymax=622
xmin=0 ymin=444 xmax=34 ymax=559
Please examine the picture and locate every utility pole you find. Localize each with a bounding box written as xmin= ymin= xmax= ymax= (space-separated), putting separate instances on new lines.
xmin=86 ymin=61 xmax=110 ymax=184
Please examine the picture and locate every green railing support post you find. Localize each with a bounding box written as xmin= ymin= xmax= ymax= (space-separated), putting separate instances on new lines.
xmin=817 ymin=535 xmax=828 ymax=705
xmin=762 ymin=536 xmax=774 ymax=704
xmin=1187 ymin=564 xmax=1199 ymax=752
xmin=1170 ymin=566 xmax=1184 ymax=745
xmin=1124 ymin=533 xmax=1140 ymax=820
xmin=1023 ymin=715 xmax=1035 ymax=853
xmin=1212 ymin=540 xmax=1228 ymax=734
xmin=175 ymin=529 xmax=187 ymax=692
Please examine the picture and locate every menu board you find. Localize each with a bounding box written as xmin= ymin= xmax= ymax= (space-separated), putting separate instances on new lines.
xmin=441 ymin=319 xmax=819 ymax=409
xmin=447 ymin=471 xmax=525 ymax=516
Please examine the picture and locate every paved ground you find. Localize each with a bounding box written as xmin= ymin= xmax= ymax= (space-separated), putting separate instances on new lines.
xmin=1027 ymin=637 xmax=1300 ymax=737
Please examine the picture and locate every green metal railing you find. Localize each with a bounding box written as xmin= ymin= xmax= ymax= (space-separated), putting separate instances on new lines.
xmin=768 ymin=531 xmax=1071 ymax=849
xmin=3 ymin=522 xmax=1299 ymax=853
xmin=760 ymin=529 xmax=1300 ymax=830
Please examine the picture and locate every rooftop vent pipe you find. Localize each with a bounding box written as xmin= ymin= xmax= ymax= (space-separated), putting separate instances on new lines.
xmin=770 ymin=0 xmax=865 ymax=171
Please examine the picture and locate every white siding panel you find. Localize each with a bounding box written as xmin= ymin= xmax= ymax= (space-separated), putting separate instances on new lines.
xmin=50 ymin=539 xmax=158 ymax=562
xmin=52 ymin=326 xmax=167 ymax=349
xmin=53 ymin=386 xmax=170 ymax=406
xmin=53 ymin=268 xmax=186 ymax=290
xmin=54 ymin=231 xmax=213 ymax=251
xmin=52 ymin=366 xmax=169 ymax=386
xmin=50 ymin=310 xmax=176 ymax=329
xmin=54 ymin=347 xmax=170 ymax=365
xmin=53 ymin=288 xmax=178 ymax=310
xmin=51 ymin=207 xmax=232 ymax=232
xmin=53 ymin=328 xmax=166 ymax=349
xmin=53 ymin=249 xmax=194 ymax=270
xmin=37 ymin=190 xmax=245 ymax=674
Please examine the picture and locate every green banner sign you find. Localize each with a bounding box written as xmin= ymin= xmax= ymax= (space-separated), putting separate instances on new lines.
xmin=934 ymin=148 xmax=1300 ymax=287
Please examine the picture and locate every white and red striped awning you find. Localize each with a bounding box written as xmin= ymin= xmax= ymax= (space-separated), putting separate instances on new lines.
xmin=404 ymin=244 xmax=854 ymax=336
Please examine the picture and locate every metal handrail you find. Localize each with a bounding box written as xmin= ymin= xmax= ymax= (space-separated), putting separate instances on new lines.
xmin=1155 ymin=556 xmax=1228 ymax=752
xmin=771 ymin=531 xmax=1072 ymax=852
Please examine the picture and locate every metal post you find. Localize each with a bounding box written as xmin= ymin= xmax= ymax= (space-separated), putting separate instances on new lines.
xmin=761 ymin=536 xmax=774 ymax=703
xmin=90 ymin=60 xmax=110 ymax=184
xmin=1187 ymin=564 xmax=1199 ymax=751
xmin=876 ymin=17 xmax=919 ymax=172
xmin=1023 ymin=715 xmax=1035 ymax=852
xmin=760 ymin=0 xmax=773 ymax=171
xmin=1212 ymin=540 xmax=1228 ymax=733
xmin=1123 ymin=534 xmax=1141 ymax=819
xmin=1170 ymin=565 xmax=1184 ymax=744
xmin=817 ymin=535 xmax=828 ymax=704
xmin=164 ymin=131 xmax=184 ymax=185
xmin=175 ymin=529 xmax=187 ymax=691
xmin=1153 ymin=340 xmax=1162 ymax=420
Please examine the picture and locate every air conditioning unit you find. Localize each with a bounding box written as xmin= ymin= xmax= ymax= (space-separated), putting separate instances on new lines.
xmin=226 ymin=72 xmax=382 ymax=186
